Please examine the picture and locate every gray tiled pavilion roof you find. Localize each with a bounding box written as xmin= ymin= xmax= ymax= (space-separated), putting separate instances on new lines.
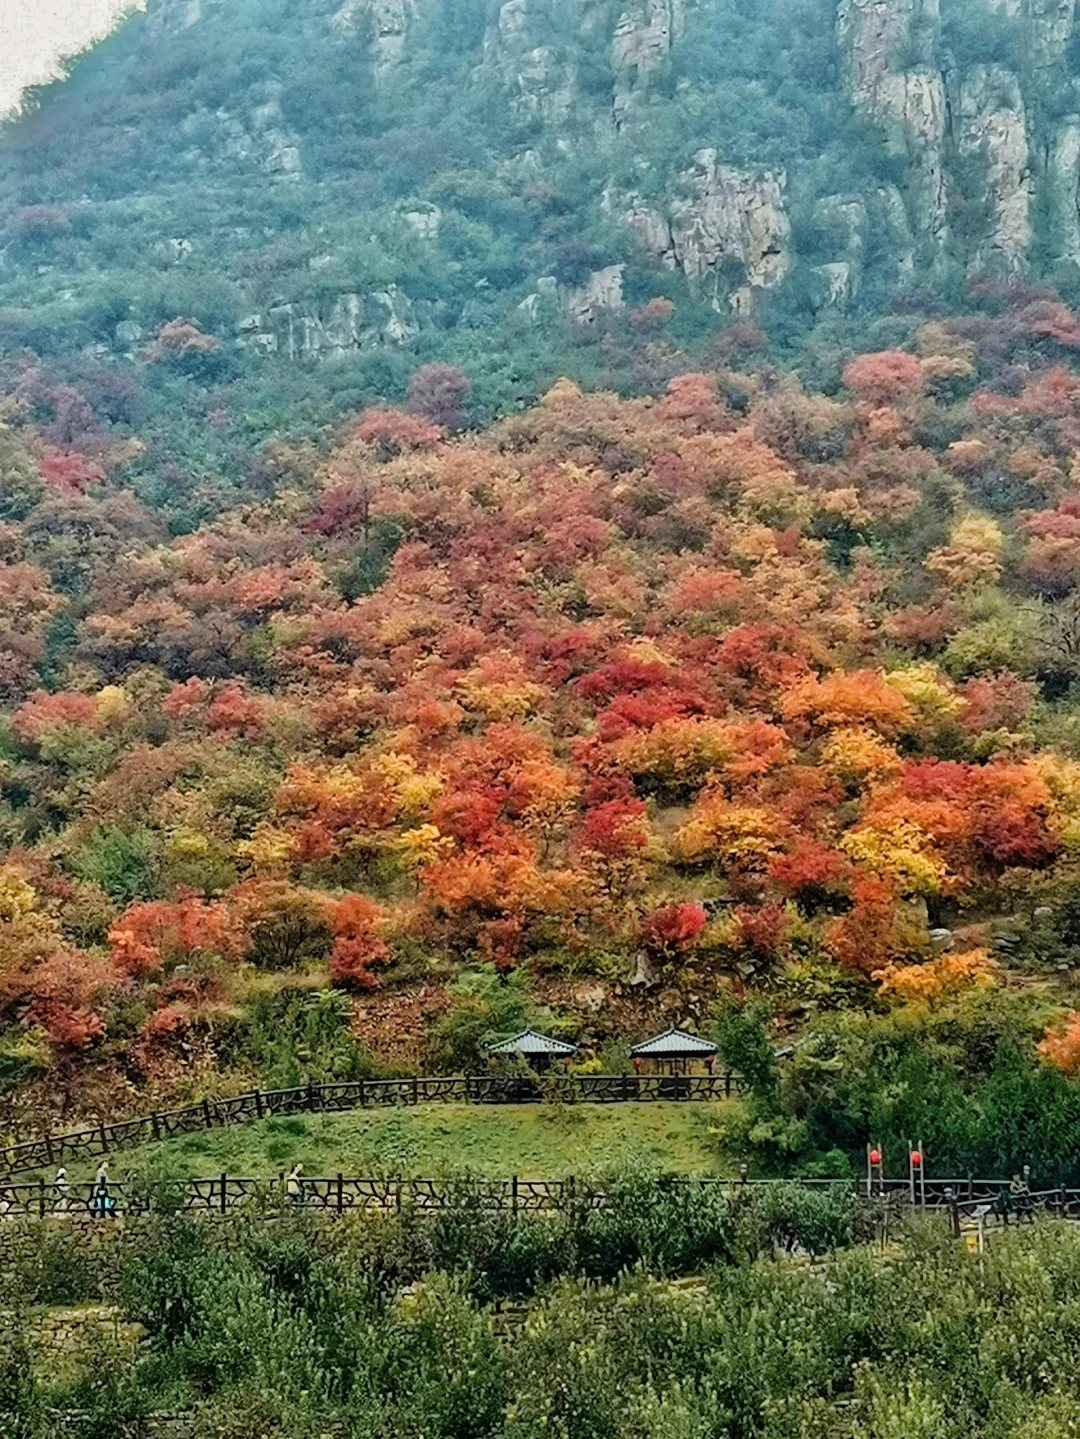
xmin=628 ymin=1026 xmax=717 ymax=1058
xmin=485 ymin=1028 xmax=579 ymax=1057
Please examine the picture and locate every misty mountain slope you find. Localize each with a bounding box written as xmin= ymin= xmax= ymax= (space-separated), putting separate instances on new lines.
xmin=1 ymin=0 xmax=1080 ymax=492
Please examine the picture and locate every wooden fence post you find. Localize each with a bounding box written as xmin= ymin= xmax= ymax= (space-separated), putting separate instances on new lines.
xmin=202 ymin=1098 xmax=212 ymax=1129
xmin=254 ymin=1089 xmax=263 ymax=1119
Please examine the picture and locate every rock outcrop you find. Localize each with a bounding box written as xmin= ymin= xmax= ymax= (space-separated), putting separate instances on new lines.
xmin=483 ymin=0 xmax=579 ymax=124
xmin=1025 ymin=0 xmax=1076 ymax=71
xmin=206 ymin=85 xmax=303 ymax=177
xmin=1051 ymin=116 xmax=1080 ymax=266
xmin=611 ymin=0 xmax=685 ymax=124
xmin=402 ymin=202 xmax=441 ymax=242
xmin=627 ymin=151 xmax=791 ymax=307
xmin=333 ymin=0 xmax=419 ymax=81
xmin=837 ymin=0 xmax=939 ymax=101
xmin=959 ymin=65 xmax=1031 ymax=275
xmin=566 ymin=265 xmax=626 ymax=324
xmin=836 ymin=0 xmax=947 ymax=248
xmin=236 ymin=287 xmax=419 ymax=360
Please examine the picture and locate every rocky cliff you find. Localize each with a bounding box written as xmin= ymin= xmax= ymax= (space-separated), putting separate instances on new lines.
xmin=835 ymin=0 xmax=1079 ymax=276
xmin=5 ymin=0 xmax=1080 ymax=414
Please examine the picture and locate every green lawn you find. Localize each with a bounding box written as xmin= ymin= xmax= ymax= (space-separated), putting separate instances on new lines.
xmin=47 ymin=1101 xmax=742 ymax=1183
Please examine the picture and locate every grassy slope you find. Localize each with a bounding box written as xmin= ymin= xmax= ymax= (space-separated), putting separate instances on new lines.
xmin=45 ymin=1101 xmax=742 ymax=1183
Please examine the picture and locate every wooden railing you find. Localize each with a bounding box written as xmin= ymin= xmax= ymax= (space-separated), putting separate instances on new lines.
xmin=0 ymin=1172 xmax=1076 ymax=1221
xmin=0 ymin=1072 xmax=745 ymax=1179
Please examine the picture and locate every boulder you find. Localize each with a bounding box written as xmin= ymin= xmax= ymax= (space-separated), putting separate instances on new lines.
xmin=566 ymin=264 xmax=625 ymax=324
xmin=402 ymin=202 xmax=441 ymax=242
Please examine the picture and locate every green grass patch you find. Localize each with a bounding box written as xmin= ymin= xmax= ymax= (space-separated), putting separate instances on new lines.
xmin=47 ymin=1101 xmax=742 ymax=1183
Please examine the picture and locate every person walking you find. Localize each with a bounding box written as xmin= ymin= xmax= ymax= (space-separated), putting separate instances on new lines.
xmin=92 ymin=1159 xmax=114 ymax=1218
xmin=993 ymin=1184 xmax=1013 ymax=1227
xmin=1010 ymin=1171 xmax=1033 ymax=1223
xmin=286 ymin=1162 xmax=305 ymax=1209
xmin=53 ymin=1166 xmax=69 ymax=1213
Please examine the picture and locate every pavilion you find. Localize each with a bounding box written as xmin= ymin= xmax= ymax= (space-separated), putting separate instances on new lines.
xmin=485 ymin=1028 xmax=578 ymax=1071
xmin=628 ymin=1026 xmax=717 ymax=1075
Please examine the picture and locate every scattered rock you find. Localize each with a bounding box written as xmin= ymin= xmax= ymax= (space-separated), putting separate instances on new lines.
xmin=402 ymin=202 xmax=441 ymax=242
xmin=238 ymin=286 xmax=419 ymax=360
xmin=566 ymin=264 xmax=625 ymax=324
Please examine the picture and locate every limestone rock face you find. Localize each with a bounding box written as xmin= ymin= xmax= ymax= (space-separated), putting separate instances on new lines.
xmin=481 ymin=0 xmax=584 ymax=124
xmin=1026 ymin=0 xmax=1077 ymax=70
xmin=878 ymin=183 xmax=917 ymax=273
xmin=611 ymin=0 xmax=685 ymax=123
xmin=815 ymin=261 xmax=855 ymax=307
xmin=628 ymin=151 xmax=790 ymax=305
xmin=959 ymin=66 xmax=1031 ymax=274
xmin=815 ymin=193 xmax=868 ymax=286
xmin=836 ymin=0 xmax=947 ymax=247
xmin=1051 ymin=116 xmax=1080 ymax=266
xmin=836 ymin=0 xmax=939 ymax=102
xmin=213 ymin=86 xmax=303 ymax=177
xmin=566 ymin=264 xmax=626 ymax=324
xmin=333 ymin=0 xmax=419 ymax=80
xmin=239 ymin=287 xmax=419 ymax=360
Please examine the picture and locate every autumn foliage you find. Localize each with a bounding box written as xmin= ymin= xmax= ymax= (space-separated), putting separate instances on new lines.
xmin=9 ymin=316 xmax=1080 ymax=1097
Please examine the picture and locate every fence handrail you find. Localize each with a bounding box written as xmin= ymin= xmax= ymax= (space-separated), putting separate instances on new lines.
xmin=2 ymin=1171 xmax=1079 ymax=1221
xmin=0 ymin=1071 xmax=746 ymax=1179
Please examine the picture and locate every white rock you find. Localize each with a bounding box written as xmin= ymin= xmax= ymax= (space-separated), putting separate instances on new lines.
xmin=611 ymin=0 xmax=685 ymax=124
xmin=817 ymin=261 xmax=854 ymax=306
xmin=566 ymin=264 xmax=625 ymax=324
xmin=402 ymin=203 xmax=441 ymax=242
xmin=1050 ymin=115 xmax=1080 ymax=265
xmin=959 ymin=66 xmax=1031 ymax=274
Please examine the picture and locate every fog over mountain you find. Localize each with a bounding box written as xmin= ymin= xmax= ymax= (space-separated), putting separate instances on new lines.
xmin=0 ymin=0 xmax=139 ymax=116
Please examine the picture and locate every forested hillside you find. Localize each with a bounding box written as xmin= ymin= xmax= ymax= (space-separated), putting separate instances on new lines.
xmin=10 ymin=0 xmax=1080 ymax=1178
xmin=2 ymin=289 xmax=1080 ymax=1173
xmin=5 ymin=0 xmax=1080 ymax=505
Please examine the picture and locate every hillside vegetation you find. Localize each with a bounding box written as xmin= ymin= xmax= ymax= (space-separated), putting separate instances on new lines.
xmin=9 ymin=1207 xmax=1080 ymax=1438
xmin=4 ymin=300 xmax=1080 ymax=1174
xmin=7 ymin=0 xmax=1080 ymax=500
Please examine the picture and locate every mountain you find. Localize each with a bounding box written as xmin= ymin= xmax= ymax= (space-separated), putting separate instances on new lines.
xmin=3 ymin=0 xmax=1080 ymax=514
xmin=8 ymin=0 xmax=1080 ymax=1170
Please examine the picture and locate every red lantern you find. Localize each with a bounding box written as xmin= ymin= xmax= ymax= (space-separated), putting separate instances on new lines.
xmin=910 ymin=1150 xmax=922 ymax=1167
xmin=869 ymin=1149 xmax=881 ymax=1165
